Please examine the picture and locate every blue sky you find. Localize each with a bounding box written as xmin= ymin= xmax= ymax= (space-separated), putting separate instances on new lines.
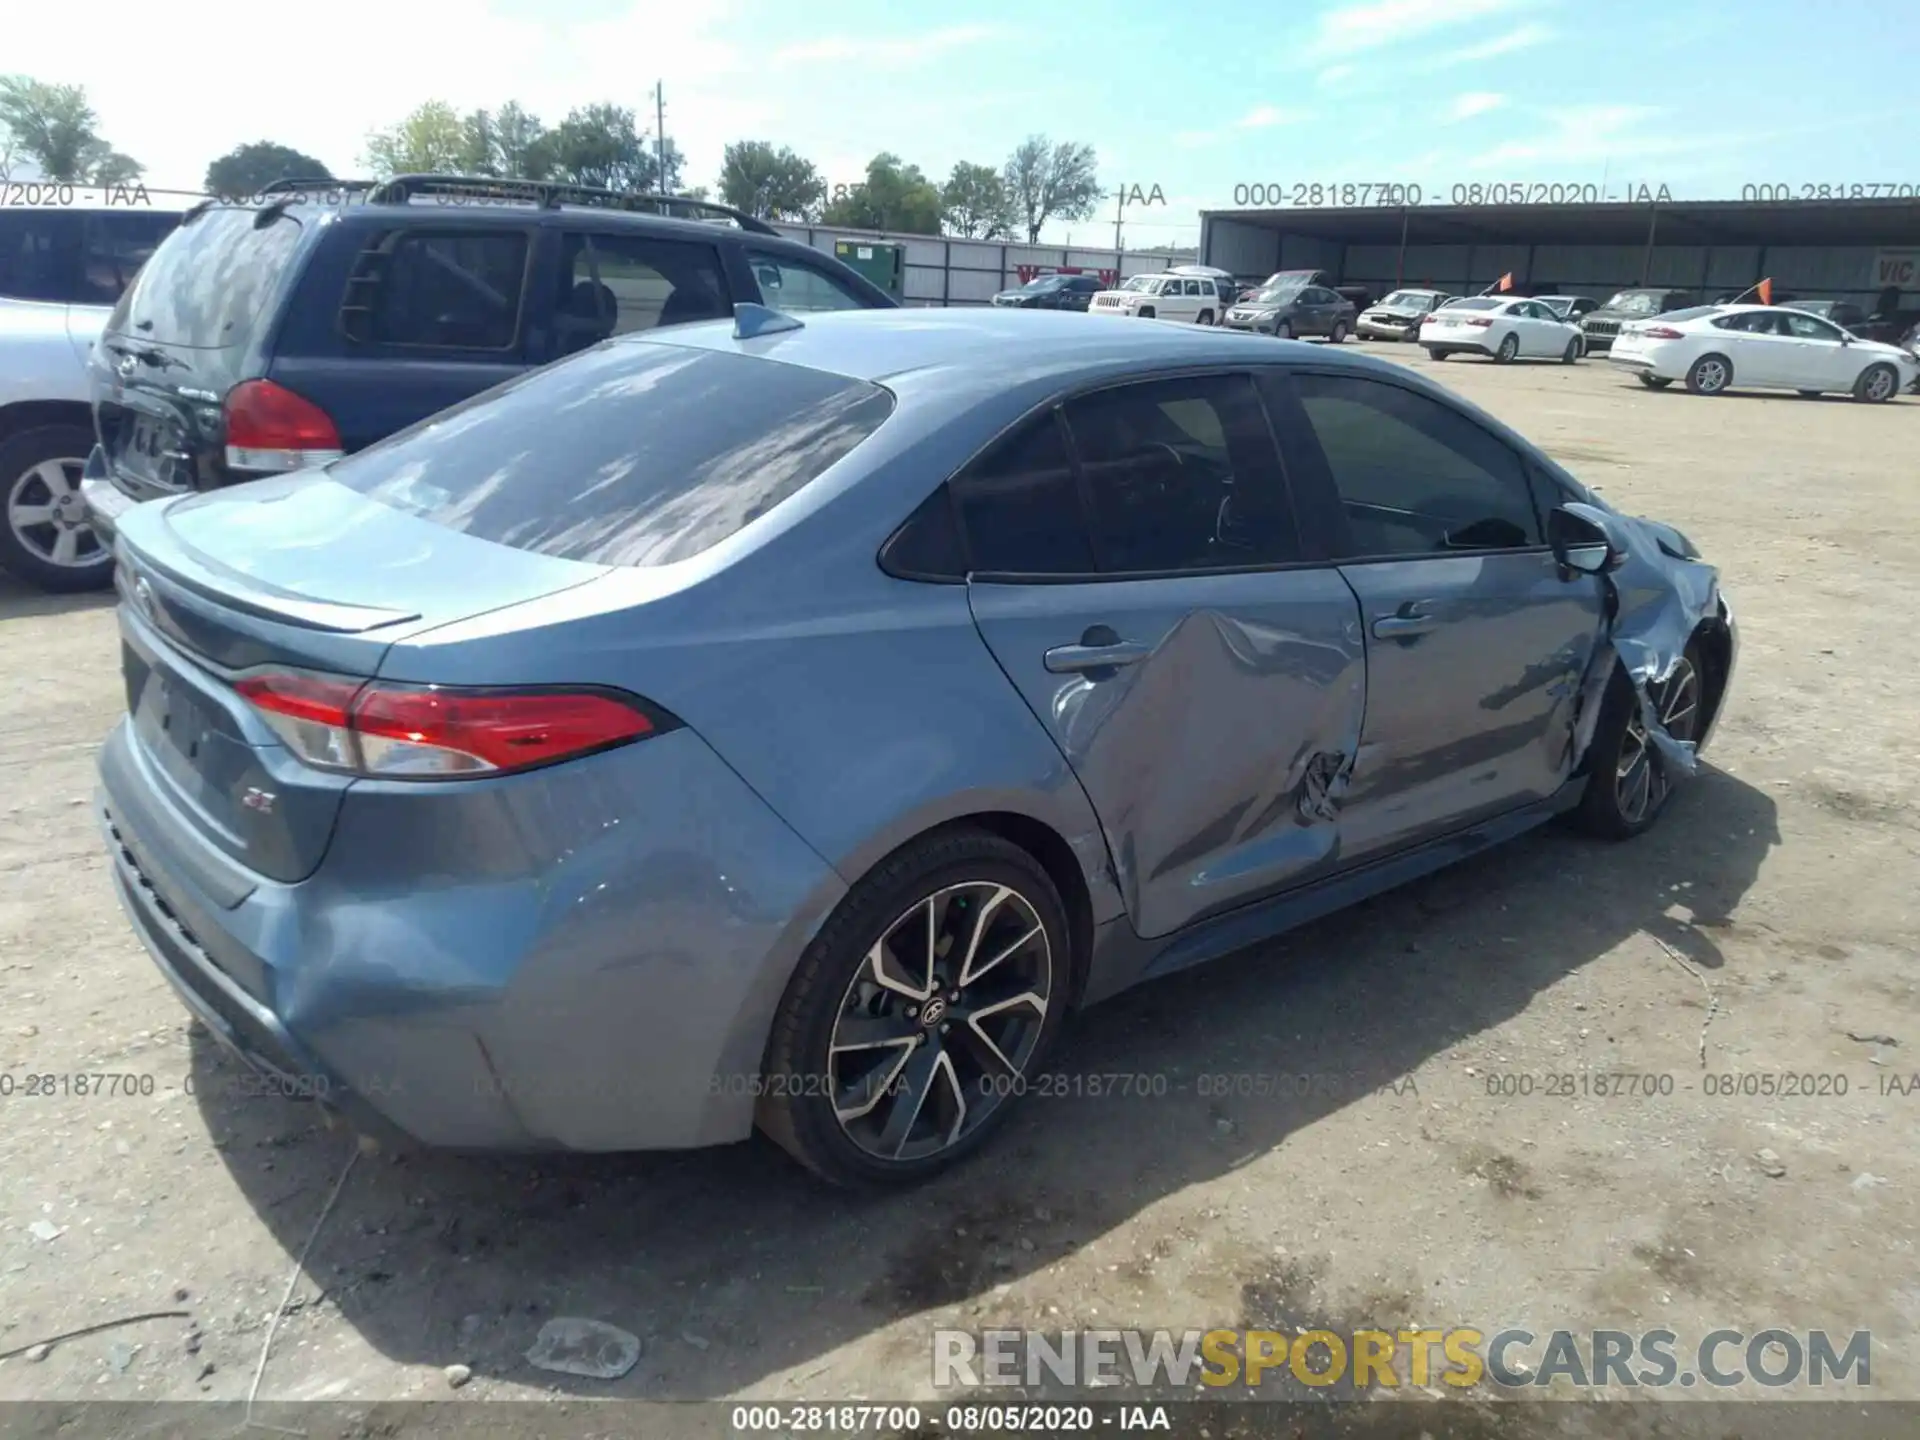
xmin=10 ymin=0 xmax=1916 ymax=246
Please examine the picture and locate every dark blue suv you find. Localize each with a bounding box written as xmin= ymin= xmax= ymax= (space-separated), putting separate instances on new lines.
xmin=78 ymin=175 xmax=898 ymax=586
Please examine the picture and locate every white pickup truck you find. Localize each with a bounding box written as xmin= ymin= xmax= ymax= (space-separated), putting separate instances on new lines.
xmin=0 ymin=202 xmax=185 ymax=591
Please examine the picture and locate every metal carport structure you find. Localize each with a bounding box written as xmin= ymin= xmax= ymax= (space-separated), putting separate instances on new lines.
xmin=1199 ymin=199 xmax=1920 ymax=309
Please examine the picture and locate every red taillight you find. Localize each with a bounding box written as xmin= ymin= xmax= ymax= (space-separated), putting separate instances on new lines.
xmin=236 ymin=672 xmax=659 ymax=779
xmin=224 ymin=380 xmax=344 ymax=475
xmin=1641 ymin=326 xmax=1684 ymax=339
xmin=1464 ymin=317 xmax=1495 ymax=327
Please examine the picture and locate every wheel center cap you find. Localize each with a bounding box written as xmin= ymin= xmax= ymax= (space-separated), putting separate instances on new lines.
xmin=919 ymin=997 xmax=948 ymax=1028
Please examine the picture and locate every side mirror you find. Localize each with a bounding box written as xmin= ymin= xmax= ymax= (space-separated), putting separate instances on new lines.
xmin=1549 ymin=502 xmax=1627 ymax=575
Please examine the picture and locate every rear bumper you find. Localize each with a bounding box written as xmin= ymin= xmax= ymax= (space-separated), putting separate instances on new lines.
xmin=96 ymin=718 xmax=848 ymax=1153
xmin=79 ymin=446 xmax=135 ymax=548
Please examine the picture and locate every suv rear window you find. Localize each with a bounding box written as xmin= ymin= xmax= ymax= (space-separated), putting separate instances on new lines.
xmin=110 ymin=206 xmax=304 ymax=348
xmin=327 ymin=342 xmax=895 ymax=567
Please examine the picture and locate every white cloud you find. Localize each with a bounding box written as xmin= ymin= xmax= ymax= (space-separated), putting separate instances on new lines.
xmin=1236 ymin=105 xmax=1308 ymax=129
xmin=1446 ymin=92 xmax=1507 ymax=121
xmin=772 ymin=25 xmax=1002 ymax=65
xmin=1308 ymin=0 xmax=1531 ymax=58
xmin=1467 ymin=104 xmax=1688 ymax=169
xmin=1429 ymin=20 xmax=1554 ymax=65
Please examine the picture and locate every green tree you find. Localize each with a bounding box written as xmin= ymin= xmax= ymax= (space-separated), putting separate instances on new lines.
xmin=0 ymin=76 xmax=144 ymax=184
xmin=822 ymin=153 xmax=941 ymax=235
xmin=488 ymin=102 xmax=554 ymax=180
xmin=718 ymin=140 xmax=825 ymax=221
xmin=363 ymin=100 xmax=470 ymax=176
xmin=204 ymin=141 xmax=332 ymax=196
xmin=1002 ymin=134 xmax=1102 ymax=243
xmin=941 ymin=160 xmax=1015 ymax=239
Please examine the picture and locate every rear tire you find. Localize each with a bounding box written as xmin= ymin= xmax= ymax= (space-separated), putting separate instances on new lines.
xmin=756 ymin=827 xmax=1072 ymax=1188
xmin=1684 ymin=353 xmax=1732 ymax=395
xmin=1854 ymin=363 xmax=1899 ymax=403
xmin=0 ymin=425 xmax=114 ymax=593
xmin=1639 ymin=374 xmax=1672 ymax=389
xmin=1494 ymin=333 xmax=1519 ymax=364
xmin=1570 ymin=643 xmax=1706 ymax=841
xmin=1196 ymin=309 xmax=1214 ymax=326
xmin=1426 ymin=347 xmax=1446 ymax=360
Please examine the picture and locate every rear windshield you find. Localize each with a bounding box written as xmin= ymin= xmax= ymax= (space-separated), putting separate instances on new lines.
xmin=109 ymin=206 xmax=304 ymax=348
xmin=1448 ymin=297 xmax=1501 ymax=311
xmin=326 ymin=341 xmax=895 ymax=567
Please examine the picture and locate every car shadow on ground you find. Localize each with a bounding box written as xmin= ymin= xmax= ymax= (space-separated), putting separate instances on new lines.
xmin=186 ymin=765 xmax=1778 ymax=1398
xmin=0 ymin=570 xmax=115 ymax=621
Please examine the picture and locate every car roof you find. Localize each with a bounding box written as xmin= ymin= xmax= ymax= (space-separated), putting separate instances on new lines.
xmin=302 ymin=197 xmax=790 ymax=246
xmin=628 ymin=306 xmax=1418 ymax=386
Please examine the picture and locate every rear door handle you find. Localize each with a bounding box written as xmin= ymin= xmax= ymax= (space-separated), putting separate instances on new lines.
xmin=1044 ymin=640 xmax=1152 ymax=674
xmin=1371 ymin=604 xmax=1440 ymax=640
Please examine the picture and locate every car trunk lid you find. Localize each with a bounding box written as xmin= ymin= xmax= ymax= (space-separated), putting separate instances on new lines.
xmin=111 ymin=475 xmax=610 ymax=883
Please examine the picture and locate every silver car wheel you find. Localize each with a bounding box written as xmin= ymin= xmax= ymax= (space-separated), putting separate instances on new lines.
xmin=7 ymin=457 xmax=102 ymax=569
xmin=828 ymin=880 xmax=1052 ymax=1163
xmin=1864 ymin=367 xmax=1896 ymax=401
xmin=1614 ymin=658 xmax=1701 ymax=825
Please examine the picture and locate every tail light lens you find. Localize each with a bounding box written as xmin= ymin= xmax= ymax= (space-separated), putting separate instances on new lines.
xmin=234 ymin=671 xmax=666 ymax=779
xmin=1642 ymin=326 xmax=1684 ymax=339
xmin=1465 ymin=317 xmax=1495 ymax=328
xmin=224 ymin=380 xmax=345 ymax=475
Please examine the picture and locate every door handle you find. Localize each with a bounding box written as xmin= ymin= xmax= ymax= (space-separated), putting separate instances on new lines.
xmin=1044 ymin=640 xmax=1152 ymax=674
xmin=1371 ymin=604 xmax=1440 ymax=640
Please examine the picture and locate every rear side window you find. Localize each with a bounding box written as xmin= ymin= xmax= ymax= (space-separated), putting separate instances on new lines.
xmin=345 ymin=230 xmax=529 ymax=350
xmin=952 ymin=414 xmax=1095 ymax=576
xmin=0 ymin=210 xmax=77 ymax=302
xmin=554 ymin=232 xmax=729 ymax=358
xmin=112 ymin=207 xmax=304 ymax=347
xmin=77 ymin=212 xmax=181 ymax=307
xmin=327 ymin=343 xmax=894 ymax=567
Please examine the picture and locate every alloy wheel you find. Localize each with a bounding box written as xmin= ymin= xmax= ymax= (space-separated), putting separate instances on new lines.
xmin=828 ymin=881 xmax=1053 ymax=1163
xmin=7 ymin=457 xmax=102 ymax=570
xmin=1694 ymin=358 xmax=1728 ymax=393
xmin=1614 ymin=658 xmax=1701 ymax=825
xmin=1865 ymin=367 xmax=1895 ymax=401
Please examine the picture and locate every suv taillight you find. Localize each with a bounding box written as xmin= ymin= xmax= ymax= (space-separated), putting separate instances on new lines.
xmin=224 ymin=380 xmax=344 ymax=474
xmin=234 ymin=671 xmax=666 ymax=779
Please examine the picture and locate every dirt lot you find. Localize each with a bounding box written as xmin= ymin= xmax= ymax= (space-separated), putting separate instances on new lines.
xmin=2 ymin=346 xmax=1917 ymax=1431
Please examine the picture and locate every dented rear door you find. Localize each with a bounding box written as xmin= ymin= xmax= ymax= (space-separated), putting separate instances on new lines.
xmin=961 ymin=372 xmax=1366 ymax=941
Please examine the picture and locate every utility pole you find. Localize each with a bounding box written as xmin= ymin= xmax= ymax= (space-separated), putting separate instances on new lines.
xmin=654 ymin=83 xmax=667 ymax=193
xmin=1112 ymin=185 xmax=1126 ymax=251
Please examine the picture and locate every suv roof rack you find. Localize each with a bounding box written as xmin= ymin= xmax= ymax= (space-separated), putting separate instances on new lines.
xmin=258 ymin=176 xmax=381 ymax=196
xmin=360 ymin=174 xmax=782 ymax=235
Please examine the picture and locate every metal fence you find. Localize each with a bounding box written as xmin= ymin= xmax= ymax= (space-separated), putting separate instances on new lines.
xmin=770 ymin=223 xmax=1182 ymax=305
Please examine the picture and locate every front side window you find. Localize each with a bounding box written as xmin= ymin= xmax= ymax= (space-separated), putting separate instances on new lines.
xmin=1063 ymin=373 xmax=1299 ymax=574
xmin=1292 ymin=373 xmax=1541 ymax=558
xmin=358 ymin=230 xmax=528 ymax=350
xmin=746 ymin=252 xmax=866 ymax=312
xmin=328 ymin=343 xmax=893 ymax=567
xmin=1780 ymin=310 xmax=1842 ymax=342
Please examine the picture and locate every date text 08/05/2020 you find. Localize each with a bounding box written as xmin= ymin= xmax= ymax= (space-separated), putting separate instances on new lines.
xmin=1228 ymin=180 xmax=1920 ymax=208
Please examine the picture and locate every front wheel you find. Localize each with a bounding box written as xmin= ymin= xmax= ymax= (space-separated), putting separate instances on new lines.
xmin=0 ymin=424 xmax=114 ymax=593
xmin=1196 ymin=309 xmax=1214 ymax=326
xmin=1274 ymin=319 xmax=1293 ymax=339
xmin=1854 ymin=363 xmax=1899 ymax=403
xmin=1570 ymin=646 xmax=1705 ymax=840
xmin=1137 ymin=306 xmax=1155 ymax=319
xmin=755 ymin=828 xmax=1071 ymax=1188
xmin=1494 ymin=333 xmax=1519 ymax=363
xmin=1328 ymin=321 xmax=1348 ymax=344
xmin=1562 ymin=337 xmax=1581 ymax=364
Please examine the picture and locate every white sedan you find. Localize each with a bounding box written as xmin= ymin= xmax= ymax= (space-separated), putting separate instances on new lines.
xmin=1419 ymin=297 xmax=1585 ymax=363
xmin=1607 ymin=303 xmax=1920 ymax=401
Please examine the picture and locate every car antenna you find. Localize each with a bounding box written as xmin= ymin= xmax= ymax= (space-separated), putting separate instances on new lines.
xmin=733 ymin=303 xmax=804 ymax=340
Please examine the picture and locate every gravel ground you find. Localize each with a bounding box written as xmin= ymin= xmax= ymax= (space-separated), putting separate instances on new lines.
xmin=1 ymin=345 xmax=1916 ymax=1433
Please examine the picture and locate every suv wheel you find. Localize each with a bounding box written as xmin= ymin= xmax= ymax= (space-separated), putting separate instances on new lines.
xmin=757 ymin=827 xmax=1071 ymax=1187
xmin=0 ymin=425 xmax=113 ymax=593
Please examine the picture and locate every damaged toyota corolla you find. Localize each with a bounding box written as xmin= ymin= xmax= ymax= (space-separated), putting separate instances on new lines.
xmin=95 ymin=305 xmax=1735 ymax=1187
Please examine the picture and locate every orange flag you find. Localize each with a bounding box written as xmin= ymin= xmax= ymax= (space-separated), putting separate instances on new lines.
xmin=1755 ymin=277 xmax=1773 ymax=305
xmin=1496 ymin=272 xmax=1514 ymax=293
